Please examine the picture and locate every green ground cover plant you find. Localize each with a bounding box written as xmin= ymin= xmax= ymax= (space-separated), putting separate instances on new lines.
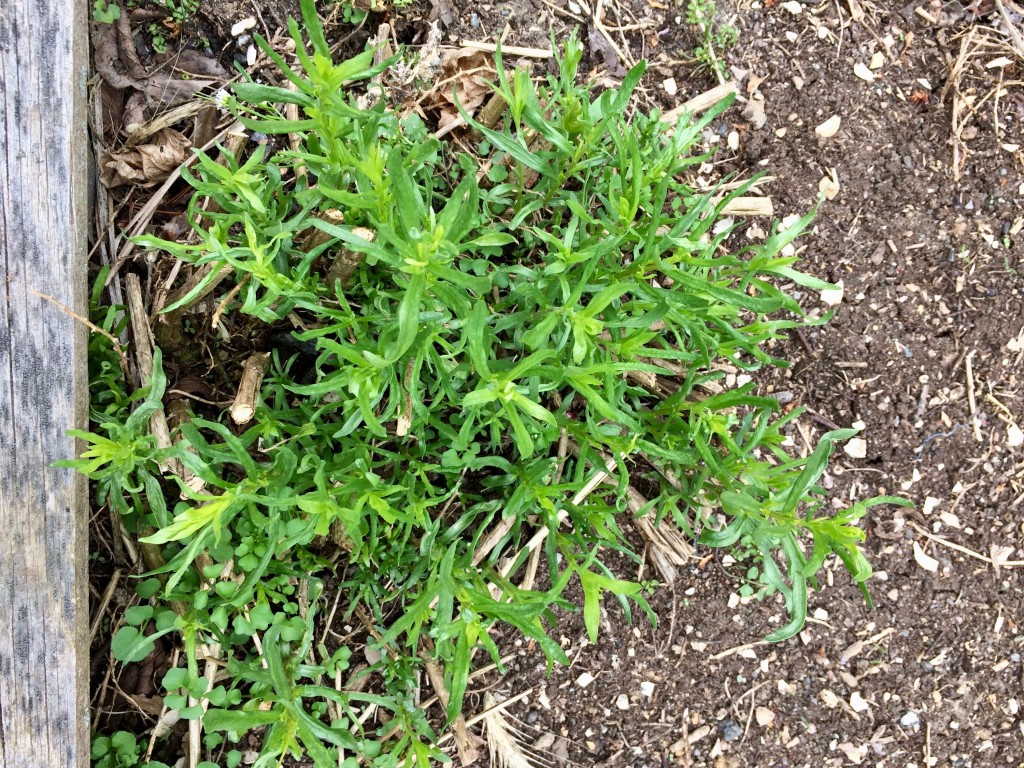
xmin=75 ymin=1 xmax=907 ymax=764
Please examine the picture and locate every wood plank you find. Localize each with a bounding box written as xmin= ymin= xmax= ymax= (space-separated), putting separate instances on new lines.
xmin=0 ymin=1 xmax=90 ymax=766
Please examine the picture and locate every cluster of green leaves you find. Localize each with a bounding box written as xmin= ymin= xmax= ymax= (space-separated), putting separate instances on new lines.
xmin=683 ymin=0 xmax=739 ymax=77
xmin=146 ymin=0 xmax=200 ymax=53
xmin=332 ymin=0 xmax=415 ymax=26
xmin=73 ymin=0 xmax=903 ymax=764
xmin=155 ymin=0 xmax=199 ymax=23
xmin=93 ymin=0 xmax=122 ymax=23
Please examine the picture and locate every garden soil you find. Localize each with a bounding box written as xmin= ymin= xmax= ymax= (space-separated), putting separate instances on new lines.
xmin=93 ymin=1 xmax=1024 ymax=766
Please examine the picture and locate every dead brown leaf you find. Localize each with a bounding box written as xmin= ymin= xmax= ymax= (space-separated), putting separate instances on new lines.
xmin=91 ymin=19 xmax=224 ymax=137
xmin=100 ymin=128 xmax=191 ymax=188
xmin=424 ymin=48 xmax=496 ymax=133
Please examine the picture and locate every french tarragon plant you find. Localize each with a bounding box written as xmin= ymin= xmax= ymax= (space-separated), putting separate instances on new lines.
xmin=71 ymin=1 xmax=908 ymax=764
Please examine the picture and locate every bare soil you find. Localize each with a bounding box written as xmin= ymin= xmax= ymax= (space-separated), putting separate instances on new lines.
xmin=90 ymin=1 xmax=1024 ymax=766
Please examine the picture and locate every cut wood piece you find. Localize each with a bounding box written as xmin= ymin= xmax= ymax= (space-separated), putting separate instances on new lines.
xmin=419 ymin=644 xmax=485 ymax=766
xmin=298 ymin=208 xmax=346 ymax=254
xmin=230 ymin=352 xmax=272 ymax=425
xmin=326 ymin=225 xmax=375 ymax=289
xmin=126 ymin=275 xmax=183 ymax=475
xmin=716 ymin=196 xmax=775 ymax=217
xmin=126 ymin=276 xmax=202 ymax=492
xmin=662 ymin=81 xmax=740 ymax=124
xmin=476 ymin=89 xmax=509 ymax=130
xmin=0 ymin=1 xmax=90 ymax=764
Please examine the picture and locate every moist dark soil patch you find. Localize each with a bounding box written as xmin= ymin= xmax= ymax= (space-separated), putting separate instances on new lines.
xmin=89 ymin=1 xmax=1024 ymax=766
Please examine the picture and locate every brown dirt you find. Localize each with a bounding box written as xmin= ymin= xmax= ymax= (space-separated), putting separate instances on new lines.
xmin=91 ymin=0 xmax=1024 ymax=766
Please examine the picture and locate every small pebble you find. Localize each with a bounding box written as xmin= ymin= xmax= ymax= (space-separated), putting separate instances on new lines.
xmin=718 ymin=719 xmax=743 ymax=742
xmin=615 ymin=694 xmax=630 ymax=711
xmin=900 ymin=711 xmax=921 ymax=730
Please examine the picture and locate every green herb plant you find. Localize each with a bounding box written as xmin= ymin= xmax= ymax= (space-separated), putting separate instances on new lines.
xmin=74 ymin=0 xmax=907 ymax=764
xmin=682 ymin=0 xmax=739 ymax=78
xmin=339 ymin=3 xmax=368 ymax=25
xmin=155 ymin=0 xmax=199 ymax=24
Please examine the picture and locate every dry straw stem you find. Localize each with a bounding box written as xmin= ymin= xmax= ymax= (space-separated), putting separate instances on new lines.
xmin=498 ymin=451 xmax=619 ymax=580
xmin=284 ymin=80 xmax=305 ymax=178
xmin=459 ymin=40 xmax=554 ymax=58
xmin=908 ymin=521 xmax=1024 ymax=568
xmin=89 ymin=569 xmax=122 ymax=643
xmin=711 ymin=640 xmax=769 ymax=661
xmin=419 ymin=644 xmax=484 ymax=765
xmin=941 ymin=22 xmax=1023 ymax=178
xmin=625 ymin=486 xmax=693 ymax=582
xmin=965 ymin=350 xmax=981 ymax=441
xmin=482 ymin=693 xmax=548 ymax=768
xmin=412 ymin=653 xmax=519 ymax=715
xmin=230 ymin=352 xmax=272 ymax=425
xmin=434 ymin=688 xmax=535 ymax=746
xmin=584 ymin=0 xmax=636 ymax=70
xmin=994 ymin=0 xmax=1024 ymax=60
xmin=33 ymin=290 xmax=130 ymax=376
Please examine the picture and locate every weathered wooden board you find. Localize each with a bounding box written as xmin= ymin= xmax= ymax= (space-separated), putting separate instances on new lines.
xmin=0 ymin=1 xmax=90 ymax=766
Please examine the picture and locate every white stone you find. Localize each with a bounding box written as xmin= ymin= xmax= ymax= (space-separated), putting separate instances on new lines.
xmin=913 ymin=541 xmax=939 ymax=572
xmin=900 ymin=711 xmax=921 ymax=729
xmin=844 ymin=437 xmax=867 ymax=459
xmin=231 ymin=17 xmax=257 ymax=37
xmin=815 ymin=115 xmax=841 ymax=139
xmin=821 ymin=280 xmax=844 ymax=306
xmin=576 ymin=672 xmax=595 ymax=688
xmin=1008 ymin=423 xmax=1024 ymax=447
xmin=850 ymin=692 xmax=870 ymax=713
xmin=854 ymin=62 xmax=876 ymax=82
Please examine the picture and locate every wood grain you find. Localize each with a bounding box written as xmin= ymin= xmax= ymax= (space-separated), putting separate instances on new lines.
xmin=0 ymin=0 xmax=90 ymax=765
